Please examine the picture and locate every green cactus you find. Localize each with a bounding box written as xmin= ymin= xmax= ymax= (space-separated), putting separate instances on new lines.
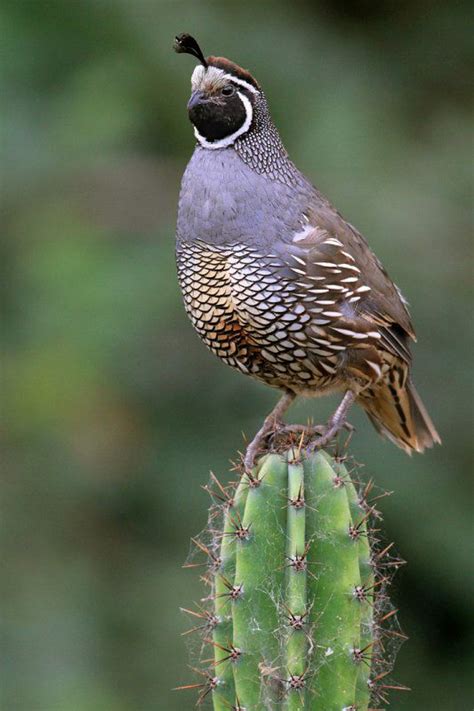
xmin=181 ymin=448 xmax=404 ymax=709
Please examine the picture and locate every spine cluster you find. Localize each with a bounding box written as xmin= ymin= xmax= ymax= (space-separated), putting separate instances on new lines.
xmin=180 ymin=449 xmax=406 ymax=710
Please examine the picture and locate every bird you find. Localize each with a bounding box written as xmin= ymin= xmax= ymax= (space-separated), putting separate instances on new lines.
xmin=173 ymin=33 xmax=440 ymax=470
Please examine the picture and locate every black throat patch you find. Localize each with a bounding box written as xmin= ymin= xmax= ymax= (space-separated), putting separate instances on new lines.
xmin=189 ymin=92 xmax=248 ymax=143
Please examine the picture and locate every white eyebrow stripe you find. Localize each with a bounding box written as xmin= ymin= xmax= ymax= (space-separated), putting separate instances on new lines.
xmin=222 ymin=73 xmax=259 ymax=95
xmin=192 ymin=64 xmax=259 ymax=95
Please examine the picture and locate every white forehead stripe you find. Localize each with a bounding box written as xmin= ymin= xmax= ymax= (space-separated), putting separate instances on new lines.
xmin=191 ymin=65 xmax=259 ymax=95
xmin=191 ymin=64 xmax=209 ymax=88
xmin=194 ymin=90 xmax=253 ymax=150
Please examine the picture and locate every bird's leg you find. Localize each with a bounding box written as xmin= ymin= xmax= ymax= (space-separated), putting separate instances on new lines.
xmin=308 ymin=390 xmax=356 ymax=450
xmin=244 ymin=391 xmax=295 ymax=472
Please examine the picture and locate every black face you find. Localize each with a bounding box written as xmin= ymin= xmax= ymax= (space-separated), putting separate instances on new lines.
xmin=187 ymin=84 xmax=248 ymax=142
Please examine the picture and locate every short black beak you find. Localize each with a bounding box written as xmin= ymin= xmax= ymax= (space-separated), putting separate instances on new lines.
xmin=187 ymin=90 xmax=209 ymax=111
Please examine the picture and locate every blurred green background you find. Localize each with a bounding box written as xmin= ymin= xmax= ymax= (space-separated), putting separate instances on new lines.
xmin=2 ymin=1 xmax=473 ymax=709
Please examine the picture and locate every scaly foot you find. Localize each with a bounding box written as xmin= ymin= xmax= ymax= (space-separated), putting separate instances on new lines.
xmin=307 ymin=421 xmax=355 ymax=451
xmin=307 ymin=391 xmax=357 ymax=451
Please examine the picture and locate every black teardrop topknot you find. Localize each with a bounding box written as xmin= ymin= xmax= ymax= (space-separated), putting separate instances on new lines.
xmin=174 ymin=33 xmax=208 ymax=68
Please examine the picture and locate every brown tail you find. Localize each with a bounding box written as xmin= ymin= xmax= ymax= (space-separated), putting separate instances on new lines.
xmin=360 ymin=378 xmax=441 ymax=454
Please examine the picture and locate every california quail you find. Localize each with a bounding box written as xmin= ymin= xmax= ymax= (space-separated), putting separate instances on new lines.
xmin=174 ymin=34 xmax=440 ymax=469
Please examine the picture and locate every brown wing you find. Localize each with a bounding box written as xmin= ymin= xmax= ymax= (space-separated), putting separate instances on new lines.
xmin=281 ymin=203 xmax=415 ymax=366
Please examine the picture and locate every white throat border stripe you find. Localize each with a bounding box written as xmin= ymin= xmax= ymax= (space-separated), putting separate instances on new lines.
xmin=194 ymin=91 xmax=253 ymax=150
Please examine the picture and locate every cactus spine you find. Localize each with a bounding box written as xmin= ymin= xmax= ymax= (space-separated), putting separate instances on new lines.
xmin=182 ymin=448 xmax=403 ymax=709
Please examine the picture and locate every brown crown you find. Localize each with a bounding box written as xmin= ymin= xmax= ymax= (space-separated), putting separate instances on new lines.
xmin=207 ymin=56 xmax=260 ymax=90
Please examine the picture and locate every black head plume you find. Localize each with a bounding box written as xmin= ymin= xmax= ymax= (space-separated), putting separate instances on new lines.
xmin=174 ymin=33 xmax=208 ymax=68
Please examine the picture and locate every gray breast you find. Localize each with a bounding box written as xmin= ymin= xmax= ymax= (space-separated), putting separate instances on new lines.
xmin=176 ymin=146 xmax=313 ymax=251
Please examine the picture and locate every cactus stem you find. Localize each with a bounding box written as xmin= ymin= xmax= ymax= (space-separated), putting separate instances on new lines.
xmin=182 ymin=450 xmax=405 ymax=709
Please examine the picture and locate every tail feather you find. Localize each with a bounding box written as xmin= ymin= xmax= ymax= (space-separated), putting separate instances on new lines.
xmin=360 ymin=378 xmax=441 ymax=454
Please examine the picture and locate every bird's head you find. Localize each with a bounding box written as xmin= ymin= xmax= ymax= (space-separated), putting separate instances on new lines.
xmin=174 ymin=33 xmax=263 ymax=150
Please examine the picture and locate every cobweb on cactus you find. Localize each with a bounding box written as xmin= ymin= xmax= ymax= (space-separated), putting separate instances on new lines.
xmin=178 ymin=445 xmax=408 ymax=709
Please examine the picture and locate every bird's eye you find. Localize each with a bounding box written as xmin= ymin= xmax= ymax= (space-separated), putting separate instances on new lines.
xmin=221 ymin=85 xmax=235 ymax=97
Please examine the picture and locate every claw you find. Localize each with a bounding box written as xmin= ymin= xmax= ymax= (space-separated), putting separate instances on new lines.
xmin=244 ymin=390 xmax=356 ymax=471
xmin=306 ymin=417 xmax=354 ymax=453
